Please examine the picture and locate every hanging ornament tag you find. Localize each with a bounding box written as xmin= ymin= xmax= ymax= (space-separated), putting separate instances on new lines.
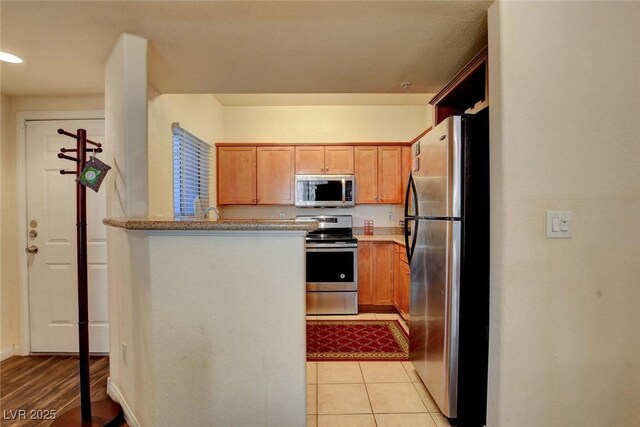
xmin=77 ymin=156 xmax=111 ymax=192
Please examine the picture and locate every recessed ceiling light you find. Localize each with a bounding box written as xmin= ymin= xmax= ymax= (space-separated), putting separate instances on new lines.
xmin=0 ymin=51 xmax=23 ymax=64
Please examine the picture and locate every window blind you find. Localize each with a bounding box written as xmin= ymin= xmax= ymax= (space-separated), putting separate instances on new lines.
xmin=173 ymin=124 xmax=213 ymax=217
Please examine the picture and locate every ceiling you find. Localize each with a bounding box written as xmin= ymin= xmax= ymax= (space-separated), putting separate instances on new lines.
xmin=0 ymin=1 xmax=491 ymax=97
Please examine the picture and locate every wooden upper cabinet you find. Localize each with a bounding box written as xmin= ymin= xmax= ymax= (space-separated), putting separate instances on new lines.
xmin=294 ymin=146 xmax=325 ymax=174
xmin=256 ymin=147 xmax=295 ymax=205
xmin=217 ymin=147 xmax=256 ymax=205
xmin=401 ymin=146 xmax=412 ymax=204
xmin=324 ymin=146 xmax=354 ymax=174
xmin=355 ymin=146 xmax=402 ymax=204
xmin=430 ymin=46 xmax=488 ymax=126
xmin=354 ymin=146 xmax=378 ymax=204
xmin=295 ymin=145 xmax=354 ymax=174
xmin=378 ymin=147 xmax=402 ymax=204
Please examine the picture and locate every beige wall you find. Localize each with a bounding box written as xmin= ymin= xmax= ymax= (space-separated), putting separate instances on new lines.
xmin=223 ymin=104 xmax=431 ymax=143
xmin=148 ymin=92 xmax=224 ymax=217
xmin=0 ymin=94 xmax=103 ymax=353
xmin=104 ymin=33 xmax=150 ymax=425
xmin=126 ymin=231 xmax=307 ymax=426
xmin=0 ymin=93 xmax=12 ymax=352
xmin=487 ymin=2 xmax=640 ymax=426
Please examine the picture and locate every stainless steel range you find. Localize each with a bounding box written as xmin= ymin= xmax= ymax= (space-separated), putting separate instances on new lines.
xmin=297 ymin=215 xmax=358 ymax=315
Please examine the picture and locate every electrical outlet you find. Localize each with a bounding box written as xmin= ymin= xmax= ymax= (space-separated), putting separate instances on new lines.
xmin=388 ymin=211 xmax=394 ymax=221
xmin=279 ymin=212 xmax=286 ymax=219
xmin=121 ymin=341 xmax=127 ymax=366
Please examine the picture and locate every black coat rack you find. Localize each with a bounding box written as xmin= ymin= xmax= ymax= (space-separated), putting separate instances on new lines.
xmin=52 ymin=128 xmax=123 ymax=427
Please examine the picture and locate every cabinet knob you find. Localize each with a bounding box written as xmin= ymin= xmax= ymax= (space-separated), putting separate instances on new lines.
xmin=325 ymin=167 xmax=329 ymax=172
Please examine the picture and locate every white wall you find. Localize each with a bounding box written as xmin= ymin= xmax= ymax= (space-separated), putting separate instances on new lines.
xmin=487 ymin=2 xmax=640 ymax=426
xmin=0 ymin=94 xmax=104 ymax=355
xmin=147 ymin=92 xmax=224 ymax=217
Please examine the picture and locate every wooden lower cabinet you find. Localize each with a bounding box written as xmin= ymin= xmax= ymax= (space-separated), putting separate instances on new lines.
xmin=358 ymin=242 xmax=372 ymax=304
xmin=358 ymin=241 xmax=394 ymax=306
xmin=393 ymin=243 xmax=410 ymax=321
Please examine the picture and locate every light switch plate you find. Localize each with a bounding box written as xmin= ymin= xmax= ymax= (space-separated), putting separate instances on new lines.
xmin=546 ymin=211 xmax=573 ymax=239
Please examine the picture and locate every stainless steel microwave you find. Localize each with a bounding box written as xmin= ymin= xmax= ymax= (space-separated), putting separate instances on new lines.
xmin=294 ymin=175 xmax=355 ymax=208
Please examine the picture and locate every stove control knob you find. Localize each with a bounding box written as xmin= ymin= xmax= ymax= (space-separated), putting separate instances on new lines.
xmin=340 ymin=274 xmax=346 ymax=279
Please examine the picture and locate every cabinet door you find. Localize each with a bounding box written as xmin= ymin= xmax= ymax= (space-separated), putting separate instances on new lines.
xmin=371 ymin=242 xmax=394 ymax=305
xmin=401 ymin=146 xmax=412 ymax=204
xmin=295 ymin=146 xmax=324 ymax=174
xmin=217 ymin=147 xmax=256 ymax=205
xmin=378 ymin=146 xmax=402 ymax=204
xmin=354 ymin=146 xmax=378 ymax=204
xmin=325 ymin=146 xmax=354 ymax=174
xmin=257 ymin=147 xmax=295 ymax=204
xmin=393 ymin=244 xmax=402 ymax=310
xmin=358 ymin=242 xmax=372 ymax=305
xmin=400 ymin=261 xmax=411 ymax=320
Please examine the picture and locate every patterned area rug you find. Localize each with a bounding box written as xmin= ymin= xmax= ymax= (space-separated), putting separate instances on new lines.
xmin=307 ymin=320 xmax=409 ymax=361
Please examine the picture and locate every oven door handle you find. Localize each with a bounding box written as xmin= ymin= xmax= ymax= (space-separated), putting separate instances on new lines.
xmin=306 ymin=244 xmax=358 ymax=250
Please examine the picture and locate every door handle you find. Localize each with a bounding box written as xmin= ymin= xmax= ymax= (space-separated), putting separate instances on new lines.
xmin=26 ymin=245 xmax=39 ymax=254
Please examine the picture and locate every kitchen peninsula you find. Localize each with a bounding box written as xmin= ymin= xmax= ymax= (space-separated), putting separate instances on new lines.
xmin=103 ymin=217 xmax=317 ymax=426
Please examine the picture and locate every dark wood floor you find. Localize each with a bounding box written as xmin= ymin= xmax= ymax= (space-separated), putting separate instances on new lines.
xmin=0 ymin=355 xmax=125 ymax=426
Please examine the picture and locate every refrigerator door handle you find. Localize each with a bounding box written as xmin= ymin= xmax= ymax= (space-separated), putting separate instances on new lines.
xmin=404 ymin=172 xmax=419 ymax=218
xmin=404 ymin=217 xmax=419 ymax=265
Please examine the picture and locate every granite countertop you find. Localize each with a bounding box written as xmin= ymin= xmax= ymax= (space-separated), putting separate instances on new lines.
xmin=354 ymin=234 xmax=406 ymax=246
xmin=103 ymin=217 xmax=318 ymax=232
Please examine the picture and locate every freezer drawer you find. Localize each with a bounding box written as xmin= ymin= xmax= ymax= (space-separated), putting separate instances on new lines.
xmin=410 ymin=218 xmax=461 ymax=419
xmin=307 ymin=291 xmax=358 ymax=315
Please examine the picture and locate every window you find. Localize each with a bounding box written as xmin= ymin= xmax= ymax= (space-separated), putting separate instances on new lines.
xmin=173 ymin=124 xmax=213 ymax=217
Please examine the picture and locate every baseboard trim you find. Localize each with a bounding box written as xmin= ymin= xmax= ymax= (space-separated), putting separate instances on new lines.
xmin=107 ymin=377 xmax=140 ymax=427
xmin=0 ymin=345 xmax=19 ymax=361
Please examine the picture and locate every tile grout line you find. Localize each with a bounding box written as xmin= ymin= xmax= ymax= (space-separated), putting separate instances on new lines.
xmin=411 ymin=381 xmax=430 ymax=413
xmin=358 ymin=361 xmax=378 ymax=426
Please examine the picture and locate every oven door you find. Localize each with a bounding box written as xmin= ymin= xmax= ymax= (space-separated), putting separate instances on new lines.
xmin=306 ymin=243 xmax=357 ymax=291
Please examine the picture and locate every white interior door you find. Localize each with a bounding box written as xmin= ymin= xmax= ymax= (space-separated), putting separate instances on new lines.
xmin=26 ymin=119 xmax=109 ymax=353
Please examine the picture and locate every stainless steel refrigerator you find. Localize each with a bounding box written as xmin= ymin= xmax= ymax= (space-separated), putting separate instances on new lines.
xmin=404 ymin=108 xmax=489 ymax=426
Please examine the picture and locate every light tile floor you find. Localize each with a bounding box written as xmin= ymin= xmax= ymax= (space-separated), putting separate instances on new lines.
xmin=306 ymin=313 xmax=451 ymax=427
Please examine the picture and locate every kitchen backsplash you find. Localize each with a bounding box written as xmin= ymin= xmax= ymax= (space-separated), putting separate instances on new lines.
xmin=220 ymin=204 xmax=404 ymax=227
xmin=352 ymin=227 xmax=403 ymax=235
